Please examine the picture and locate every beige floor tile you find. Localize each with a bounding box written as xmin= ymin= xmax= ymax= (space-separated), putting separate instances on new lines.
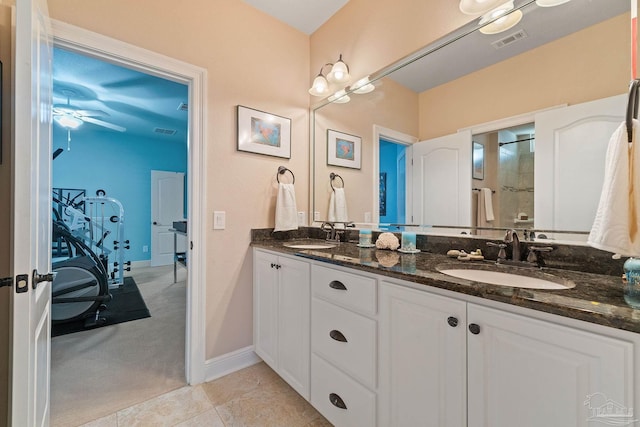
xmin=215 ymin=377 xmax=321 ymax=427
xmin=174 ymin=409 xmax=226 ymax=427
xmin=201 ymin=361 xmax=280 ymax=406
xmin=77 ymin=413 xmax=118 ymax=427
xmin=116 ymin=385 xmax=212 ymax=427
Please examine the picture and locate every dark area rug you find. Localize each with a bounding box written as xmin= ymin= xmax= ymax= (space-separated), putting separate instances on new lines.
xmin=52 ymin=276 xmax=151 ymax=337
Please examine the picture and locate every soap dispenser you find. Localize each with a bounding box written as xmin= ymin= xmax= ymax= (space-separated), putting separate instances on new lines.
xmin=623 ymin=257 xmax=640 ymax=308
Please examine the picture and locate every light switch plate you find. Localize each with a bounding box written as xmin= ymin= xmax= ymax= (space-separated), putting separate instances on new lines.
xmin=213 ymin=211 xmax=225 ymax=230
xmin=314 ymin=212 xmax=320 ymax=222
xmin=297 ymin=211 xmax=306 ymax=226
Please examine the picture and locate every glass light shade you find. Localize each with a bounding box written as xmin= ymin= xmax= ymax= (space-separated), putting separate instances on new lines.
xmin=54 ymin=114 xmax=83 ymax=129
xmin=459 ymin=0 xmax=508 ymax=15
xmin=535 ymin=0 xmax=570 ymax=6
xmin=327 ymin=59 xmax=350 ymax=84
xmin=328 ymin=90 xmax=350 ymax=104
xmin=352 ymin=76 xmax=375 ymax=94
xmin=479 ymin=9 xmax=523 ymax=34
xmin=478 ymin=0 xmax=513 ymax=24
xmin=308 ymin=74 xmax=330 ymax=96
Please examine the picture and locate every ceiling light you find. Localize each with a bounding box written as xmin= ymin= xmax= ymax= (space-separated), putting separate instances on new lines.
xmin=459 ymin=0 xmax=508 ymax=15
xmin=328 ymin=90 xmax=350 ymax=104
xmin=54 ymin=114 xmax=83 ymax=129
xmin=352 ymin=76 xmax=375 ymax=94
xmin=535 ymin=0 xmax=570 ymax=6
xmin=327 ymin=54 xmax=350 ymax=84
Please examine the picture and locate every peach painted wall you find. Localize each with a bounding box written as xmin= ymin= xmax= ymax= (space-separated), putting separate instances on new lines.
xmin=310 ymin=0 xmax=474 ymax=91
xmin=419 ymin=13 xmax=630 ymax=140
xmin=47 ymin=0 xmax=310 ymax=360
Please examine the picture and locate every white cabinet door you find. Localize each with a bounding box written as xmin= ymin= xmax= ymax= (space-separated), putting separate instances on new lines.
xmin=467 ymin=303 xmax=634 ymax=427
xmin=379 ymin=282 xmax=467 ymax=427
xmin=253 ymin=249 xmax=310 ymax=399
xmin=253 ymin=250 xmax=279 ymax=369
xmin=278 ymin=256 xmax=311 ymax=399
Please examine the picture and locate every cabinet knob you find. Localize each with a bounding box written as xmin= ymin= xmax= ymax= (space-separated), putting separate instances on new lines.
xmin=468 ymin=323 xmax=481 ymax=335
xmin=329 ymin=392 xmax=347 ymax=410
xmin=447 ymin=316 xmax=458 ymax=327
xmin=329 ymin=329 xmax=348 ymax=343
xmin=329 ymin=280 xmax=347 ymax=290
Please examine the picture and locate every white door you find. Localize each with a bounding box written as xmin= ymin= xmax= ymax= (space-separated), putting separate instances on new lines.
xmin=412 ymin=130 xmax=472 ymax=229
xmin=396 ymin=148 xmax=408 ymax=222
xmin=11 ymin=0 xmax=53 ymax=425
xmin=151 ymin=170 xmax=185 ymax=266
xmin=535 ymin=94 xmax=625 ymax=234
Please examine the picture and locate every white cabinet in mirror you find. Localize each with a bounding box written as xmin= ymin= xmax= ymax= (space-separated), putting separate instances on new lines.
xmin=311 ymin=0 xmax=630 ymax=243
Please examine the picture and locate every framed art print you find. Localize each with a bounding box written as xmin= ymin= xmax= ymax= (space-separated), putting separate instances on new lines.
xmin=472 ymin=141 xmax=484 ymax=180
xmin=237 ymin=105 xmax=291 ymax=159
xmin=327 ymin=129 xmax=361 ymax=169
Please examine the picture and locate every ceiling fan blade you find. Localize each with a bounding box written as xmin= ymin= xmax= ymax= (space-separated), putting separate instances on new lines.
xmin=76 ymin=109 xmax=109 ymax=118
xmin=82 ymin=117 xmax=126 ymax=132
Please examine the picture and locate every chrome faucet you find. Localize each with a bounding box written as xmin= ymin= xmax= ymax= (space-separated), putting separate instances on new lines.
xmin=321 ymin=222 xmax=336 ymax=241
xmin=504 ymin=229 xmax=521 ymax=262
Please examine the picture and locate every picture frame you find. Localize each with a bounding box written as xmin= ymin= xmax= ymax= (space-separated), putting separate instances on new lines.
xmin=327 ymin=129 xmax=361 ymax=169
xmin=472 ymin=141 xmax=484 ymax=180
xmin=237 ymin=105 xmax=291 ymax=159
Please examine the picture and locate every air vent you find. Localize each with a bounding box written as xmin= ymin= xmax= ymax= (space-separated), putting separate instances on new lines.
xmin=153 ymin=127 xmax=178 ymax=136
xmin=177 ymin=102 xmax=188 ymax=111
xmin=491 ymin=30 xmax=528 ymax=49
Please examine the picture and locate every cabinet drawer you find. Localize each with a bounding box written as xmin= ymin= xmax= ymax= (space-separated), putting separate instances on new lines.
xmin=311 ymin=354 xmax=376 ymax=427
xmin=312 ymin=298 xmax=377 ymax=389
xmin=312 ymin=264 xmax=377 ymax=315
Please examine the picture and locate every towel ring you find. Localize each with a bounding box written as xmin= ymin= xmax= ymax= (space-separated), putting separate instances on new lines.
xmin=473 ymin=187 xmax=495 ymax=194
xmin=330 ymin=173 xmax=344 ymax=191
xmin=626 ymin=79 xmax=640 ymax=143
xmin=277 ymin=166 xmax=295 ymax=184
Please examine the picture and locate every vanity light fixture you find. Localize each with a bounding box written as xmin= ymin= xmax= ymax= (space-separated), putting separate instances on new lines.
xmin=459 ymin=0 xmax=507 ymax=15
xmin=352 ymin=76 xmax=375 ymax=94
xmin=535 ymin=0 xmax=570 ymax=6
xmin=479 ymin=1 xmax=523 ymax=35
xmin=308 ymin=54 xmax=351 ymax=96
xmin=328 ymin=89 xmax=351 ymax=104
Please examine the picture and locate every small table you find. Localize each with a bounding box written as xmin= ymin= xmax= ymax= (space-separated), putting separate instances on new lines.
xmin=169 ymin=228 xmax=187 ymax=283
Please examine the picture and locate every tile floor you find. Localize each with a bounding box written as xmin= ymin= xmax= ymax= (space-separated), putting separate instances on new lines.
xmin=78 ymin=362 xmax=332 ymax=427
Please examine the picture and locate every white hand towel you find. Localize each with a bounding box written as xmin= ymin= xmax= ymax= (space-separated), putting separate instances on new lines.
xmin=328 ymin=188 xmax=349 ymax=222
xmin=480 ymin=188 xmax=495 ymax=222
xmin=274 ymin=183 xmax=298 ymax=232
xmin=588 ymin=119 xmax=640 ymax=256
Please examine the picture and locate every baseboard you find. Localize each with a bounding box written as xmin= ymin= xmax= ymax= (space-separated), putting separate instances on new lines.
xmin=130 ymin=260 xmax=151 ymax=268
xmin=204 ymin=345 xmax=261 ymax=383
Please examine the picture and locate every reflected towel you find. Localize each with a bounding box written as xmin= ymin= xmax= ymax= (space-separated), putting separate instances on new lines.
xmin=328 ymin=188 xmax=349 ymax=222
xmin=480 ymin=188 xmax=495 ymax=222
xmin=588 ymin=120 xmax=640 ymax=256
xmin=274 ymin=183 xmax=298 ymax=232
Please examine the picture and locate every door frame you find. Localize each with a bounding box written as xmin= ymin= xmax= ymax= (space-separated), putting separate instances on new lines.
xmin=51 ymin=20 xmax=208 ymax=384
xmin=372 ymin=125 xmax=417 ymax=225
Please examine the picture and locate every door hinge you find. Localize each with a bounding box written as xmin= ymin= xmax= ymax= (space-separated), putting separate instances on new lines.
xmin=0 ymin=277 xmax=12 ymax=288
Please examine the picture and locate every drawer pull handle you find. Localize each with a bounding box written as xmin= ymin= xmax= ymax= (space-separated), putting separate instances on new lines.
xmin=468 ymin=323 xmax=481 ymax=335
xmin=447 ymin=316 xmax=458 ymax=327
xmin=329 ymin=392 xmax=347 ymax=410
xmin=329 ymin=280 xmax=347 ymax=290
xmin=329 ymin=329 xmax=348 ymax=342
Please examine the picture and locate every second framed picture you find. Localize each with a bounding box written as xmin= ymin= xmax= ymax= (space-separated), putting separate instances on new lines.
xmin=237 ymin=105 xmax=291 ymax=159
xmin=327 ymin=129 xmax=361 ymax=169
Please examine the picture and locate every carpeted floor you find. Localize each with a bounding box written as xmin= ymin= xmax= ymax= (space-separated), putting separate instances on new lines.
xmin=50 ymin=265 xmax=187 ymax=427
xmin=52 ymin=276 xmax=151 ymax=337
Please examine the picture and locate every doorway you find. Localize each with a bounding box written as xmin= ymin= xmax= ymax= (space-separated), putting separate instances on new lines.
xmin=49 ymin=19 xmax=207 ymax=425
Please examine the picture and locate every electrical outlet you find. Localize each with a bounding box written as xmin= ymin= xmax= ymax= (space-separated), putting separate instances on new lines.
xmin=297 ymin=211 xmax=306 ymax=226
xmin=213 ymin=211 xmax=226 ymax=230
xmin=364 ymin=212 xmax=372 ymax=223
xmin=142 ymin=245 xmax=149 ymax=253
xmin=314 ymin=211 xmax=320 ymax=222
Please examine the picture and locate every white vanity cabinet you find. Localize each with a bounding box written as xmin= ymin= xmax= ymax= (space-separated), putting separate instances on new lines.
xmin=379 ymin=281 xmax=636 ymax=427
xmin=310 ymin=264 xmax=378 ymax=427
xmin=253 ymin=249 xmax=310 ymax=399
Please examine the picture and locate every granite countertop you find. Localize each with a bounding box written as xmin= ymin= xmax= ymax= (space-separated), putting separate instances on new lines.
xmin=251 ymin=239 xmax=640 ymax=334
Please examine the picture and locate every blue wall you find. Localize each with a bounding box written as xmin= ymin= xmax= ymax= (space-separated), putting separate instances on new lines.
xmin=53 ymin=128 xmax=187 ymax=262
xmin=379 ymin=140 xmax=406 ymax=224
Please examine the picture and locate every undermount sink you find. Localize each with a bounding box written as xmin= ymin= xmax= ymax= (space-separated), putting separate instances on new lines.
xmin=283 ymin=242 xmax=338 ymax=250
xmin=437 ymin=264 xmax=575 ymax=290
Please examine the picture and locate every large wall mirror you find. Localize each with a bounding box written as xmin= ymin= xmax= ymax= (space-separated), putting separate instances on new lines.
xmin=311 ymin=0 xmax=630 ymax=242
